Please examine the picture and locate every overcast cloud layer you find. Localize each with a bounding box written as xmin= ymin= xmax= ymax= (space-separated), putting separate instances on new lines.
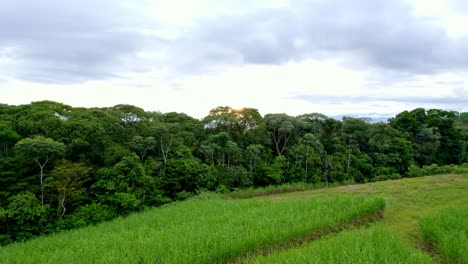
xmin=0 ymin=0 xmax=467 ymax=117
xmin=185 ymin=0 xmax=468 ymax=73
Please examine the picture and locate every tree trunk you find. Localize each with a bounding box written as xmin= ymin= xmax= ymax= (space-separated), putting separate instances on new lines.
xmin=305 ymin=145 xmax=309 ymax=175
xmin=160 ymin=136 xmax=173 ymax=165
xmin=35 ymin=157 xmax=50 ymax=207
xmin=60 ymin=194 xmax=66 ymax=218
xmin=40 ymin=165 xmax=44 ymax=206
xmin=347 ymin=145 xmax=352 ymax=174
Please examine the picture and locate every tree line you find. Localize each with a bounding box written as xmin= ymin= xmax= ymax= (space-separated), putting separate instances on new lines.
xmin=0 ymin=101 xmax=467 ymax=245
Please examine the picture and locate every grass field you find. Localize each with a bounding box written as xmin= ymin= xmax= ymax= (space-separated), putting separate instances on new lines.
xmin=249 ymin=225 xmax=435 ymax=264
xmin=226 ymin=182 xmax=345 ymax=199
xmin=420 ymin=206 xmax=468 ymax=264
xmin=0 ymin=196 xmax=383 ymax=264
xmin=245 ymin=173 xmax=467 ymax=263
xmin=265 ymin=174 xmax=468 ymax=244
xmin=0 ymin=173 xmax=466 ymax=263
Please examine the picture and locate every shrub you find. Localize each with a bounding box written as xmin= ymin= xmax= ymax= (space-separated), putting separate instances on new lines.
xmin=59 ymin=203 xmax=117 ymax=229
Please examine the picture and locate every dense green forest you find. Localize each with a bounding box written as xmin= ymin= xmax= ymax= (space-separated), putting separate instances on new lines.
xmin=0 ymin=101 xmax=467 ymax=245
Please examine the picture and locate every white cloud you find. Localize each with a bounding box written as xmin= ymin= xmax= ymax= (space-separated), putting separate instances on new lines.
xmin=408 ymin=0 xmax=468 ymax=38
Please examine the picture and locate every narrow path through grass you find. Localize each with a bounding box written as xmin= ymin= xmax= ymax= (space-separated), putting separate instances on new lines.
xmin=248 ymin=225 xmax=435 ymax=264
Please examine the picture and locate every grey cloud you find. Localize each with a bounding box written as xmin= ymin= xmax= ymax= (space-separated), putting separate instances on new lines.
xmin=172 ymin=0 xmax=468 ymax=75
xmin=0 ymin=0 xmax=161 ymax=83
xmin=2 ymin=0 xmax=468 ymax=84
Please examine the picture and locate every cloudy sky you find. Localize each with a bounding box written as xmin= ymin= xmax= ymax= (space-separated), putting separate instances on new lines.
xmin=1 ymin=0 xmax=467 ymax=119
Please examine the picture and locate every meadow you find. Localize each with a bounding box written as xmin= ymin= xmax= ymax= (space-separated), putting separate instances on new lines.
xmin=0 ymin=173 xmax=466 ymax=263
xmin=268 ymin=173 xmax=468 ymax=243
xmin=0 ymin=195 xmax=383 ymax=263
xmin=249 ymin=225 xmax=435 ymax=264
xmin=246 ymin=173 xmax=467 ymax=263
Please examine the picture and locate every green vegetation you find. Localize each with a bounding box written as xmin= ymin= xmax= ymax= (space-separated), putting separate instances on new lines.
xmin=0 ymin=101 xmax=467 ymax=244
xmin=268 ymin=174 xmax=468 ymax=243
xmin=249 ymin=226 xmax=434 ymax=264
xmin=226 ymin=182 xmax=337 ymax=199
xmin=408 ymin=163 xmax=468 ymax=177
xmin=0 ymin=196 xmax=384 ymax=264
xmin=243 ymin=174 xmax=467 ymax=263
xmin=420 ymin=207 xmax=468 ymax=264
xmin=1 ymin=173 xmax=466 ymax=263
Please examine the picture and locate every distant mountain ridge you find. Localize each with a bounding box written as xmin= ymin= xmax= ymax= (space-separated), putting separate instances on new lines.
xmin=331 ymin=113 xmax=393 ymax=123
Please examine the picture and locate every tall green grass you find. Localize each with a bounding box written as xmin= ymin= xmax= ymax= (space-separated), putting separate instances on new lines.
xmin=229 ymin=164 xmax=468 ymax=200
xmin=0 ymin=195 xmax=384 ymax=264
xmin=227 ymin=181 xmax=348 ymax=199
xmin=272 ymin=173 xmax=468 ymax=244
xmin=249 ymin=225 xmax=435 ymax=264
xmin=420 ymin=206 xmax=468 ymax=264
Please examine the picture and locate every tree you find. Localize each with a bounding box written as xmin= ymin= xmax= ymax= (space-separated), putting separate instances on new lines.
xmin=342 ymin=117 xmax=370 ymax=152
xmin=0 ymin=124 xmax=20 ymax=156
xmin=425 ymin=109 xmax=463 ymax=164
xmin=50 ymin=161 xmax=91 ymax=218
xmin=302 ymin=133 xmax=324 ymax=176
xmin=320 ymin=118 xmax=345 ymax=154
xmin=369 ymin=124 xmax=413 ymax=175
xmin=15 ymin=136 xmax=66 ymax=206
xmin=200 ymin=132 xmax=240 ymax=166
xmin=203 ymin=106 xmax=263 ymax=147
xmin=91 ymin=154 xmax=155 ymax=214
xmin=389 ymin=110 xmax=422 ymax=139
xmin=457 ymin=112 xmax=468 ymax=125
xmin=203 ymin=106 xmax=239 ymax=132
xmin=264 ymin=114 xmax=300 ymax=156
xmin=0 ymin=192 xmax=52 ymax=244
xmin=149 ymin=122 xmax=181 ymax=165
xmin=12 ymin=101 xmax=70 ymax=139
xmin=131 ymin=136 xmax=157 ymax=163
xmin=297 ymin=113 xmax=327 ymax=135
xmin=162 ymin=112 xmax=204 ymax=147
xmin=162 ymin=146 xmax=206 ymax=198
xmin=245 ymin=144 xmax=264 ymax=175
xmin=261 ymin=156 xmax=287 ymax=185
xmin=65 ymin=107 xmax=127 ymax=166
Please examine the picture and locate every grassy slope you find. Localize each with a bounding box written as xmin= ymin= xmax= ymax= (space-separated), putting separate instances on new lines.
xmin=261 ymin=174 xmax=468 ymax=244
xmin=1 ymin=174 xmax=465 ymax=263
xmin=0 ymin=196 xmax=384 ymax=264
xmin=249 ymin=225 xmax=435 ymax=264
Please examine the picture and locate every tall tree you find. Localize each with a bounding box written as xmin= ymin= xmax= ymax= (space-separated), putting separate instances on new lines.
xmin=14 ymin=136 xmax=66 ymax=206
xmin=50 ymin=161 xmax=91 ymax=218
xmin=264 ymin=114 xmax=300 ymax=156
xmin=0 ymin=124 xmax=20 ymax=156
xmin=245 ymin=144 xmax=264 ymax=175
xmin=297 ymin=113 xmax=327 ymax=135
xmin=369 ymin=123 xmax=413 ymax=175
xmin=12 ymin=101 xmax=70 ymax=139
xmin=425 ymin=109 xmax=463 ymax=164
xmin=203 ymin=106 xmax=263 ymax=146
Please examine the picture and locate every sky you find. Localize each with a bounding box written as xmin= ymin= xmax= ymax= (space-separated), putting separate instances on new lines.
xmin=1 ymin=0 xmax=467 ymax=119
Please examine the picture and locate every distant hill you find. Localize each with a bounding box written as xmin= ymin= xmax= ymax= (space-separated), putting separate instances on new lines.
xmin=332 ymin=113 xmax=393 ymax=123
